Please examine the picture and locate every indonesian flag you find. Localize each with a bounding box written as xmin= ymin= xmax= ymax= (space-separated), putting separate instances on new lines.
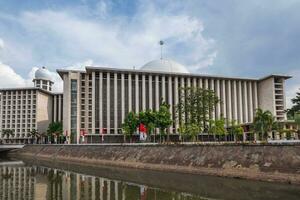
xmin=99 ymin=129 xmax=104 ymax=142
xmin=139 ymin=123 xmax=147 ymax=133
xmin=139 ymin=123 xmax=147 ymax=141
xmin=80 ymin=129 xmax=87 ymax=136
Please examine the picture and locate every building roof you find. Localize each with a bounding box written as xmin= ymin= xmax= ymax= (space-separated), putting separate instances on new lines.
xmin=57 ymin=64 xmax=292 ymax=82
xmin=34 ymin=67 xmax=53 ymax=82
xmin=140 ymin=59 xmax=190 ymax=74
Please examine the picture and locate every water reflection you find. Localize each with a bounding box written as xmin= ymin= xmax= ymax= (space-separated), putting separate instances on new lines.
xmin=0 ymin=162 xmax=206 ymax=200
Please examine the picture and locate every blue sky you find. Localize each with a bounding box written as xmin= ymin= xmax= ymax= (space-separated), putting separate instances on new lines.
xmin=0 ymin=0 xmax=299 ymax=107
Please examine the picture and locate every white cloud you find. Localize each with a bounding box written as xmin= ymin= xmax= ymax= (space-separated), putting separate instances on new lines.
xmin=0 ymin=62 xmax=27 ymax=88
xmin=0 ymin=2 xmax=215 ymax=73
xmin=0 ymin=62 xmax=64 ymax=92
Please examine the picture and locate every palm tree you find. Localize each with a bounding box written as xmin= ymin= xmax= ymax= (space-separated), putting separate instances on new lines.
xmin=252 ymin=108 xmax=275 ymax=141
xmin=29 ymin=129 xmax=39 ymax=144
xmin=47 ymin=122 xmax=63 ymax=144
xmin=295 ymin=112 xmax=300 ymax=139
xmin=2 ymin=129 xmax=15 ymax=143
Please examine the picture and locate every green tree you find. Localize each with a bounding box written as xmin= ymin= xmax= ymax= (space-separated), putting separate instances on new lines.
xmin=176 ymin=87 xmax=220 ymax=140
xmin=155 ymin=102 xmax=173 ymax=143
xmin=1 ymin=129 xmax=14 ymax=142
xmin=186 ymin=123 xmax=201 ymax=142
xmin=295 ymin=112 xmax=300 ymax=138
xmin=47 ymin=122 xmax=63 ymax=144
xmin=138 ymin=110 xmax=156 ymax=142
xmin=287 ymin=89 xmax=300 ymax=119
xmin=28 ymin=129 xmax=39 ymax=144
xmin=122 ymin=111 xmax=139 ymax=142
xmin=228 ymin=120 xmax=244 ymax=142
xmin=208 ymin=118 xmax=227 ymax=141
xmin=252 ymin=108 xmax=275 ymax=141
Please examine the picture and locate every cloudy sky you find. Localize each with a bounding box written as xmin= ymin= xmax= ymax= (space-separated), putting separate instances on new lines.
xmin=0 ymin=0 xmax=299 ymax=107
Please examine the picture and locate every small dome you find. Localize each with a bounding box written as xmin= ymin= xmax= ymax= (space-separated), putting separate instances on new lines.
xmin=140 ymin=59 xmax=189 ymax=73
xmin=35 ymin=67 xmax=52 ymax=81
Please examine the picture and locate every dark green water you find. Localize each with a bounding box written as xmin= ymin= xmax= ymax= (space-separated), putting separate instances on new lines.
xmin=1 ymin=156 xmax=300 ymax=200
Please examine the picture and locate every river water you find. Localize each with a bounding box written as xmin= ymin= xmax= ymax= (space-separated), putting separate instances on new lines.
xmin=1 ymin=156 xmax=300 ymax=200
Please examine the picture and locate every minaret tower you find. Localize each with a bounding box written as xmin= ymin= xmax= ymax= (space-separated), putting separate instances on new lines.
xmin=33 ymin=67 xmax=53 ymax=91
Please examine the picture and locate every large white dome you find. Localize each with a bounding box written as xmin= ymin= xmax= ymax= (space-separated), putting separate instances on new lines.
xmin=140 ymin=59 xmax=189 ymax=73
xmin=35 ymin=67 xmax=52 ymax=81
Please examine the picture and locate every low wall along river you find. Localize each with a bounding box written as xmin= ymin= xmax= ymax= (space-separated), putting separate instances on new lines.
xmin=11 ymin=143 xmax=300 ymax=184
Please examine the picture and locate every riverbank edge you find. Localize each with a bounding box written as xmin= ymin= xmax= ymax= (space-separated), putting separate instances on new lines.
xmin=10 ymin=144 xmax=300 ymax=185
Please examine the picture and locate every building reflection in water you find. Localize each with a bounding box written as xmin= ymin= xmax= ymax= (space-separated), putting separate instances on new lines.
xmin=0 ymin=164 xmax=201 ymax=200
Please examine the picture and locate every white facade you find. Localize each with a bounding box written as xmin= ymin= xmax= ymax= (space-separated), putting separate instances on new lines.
xmin=0 ymin=62 xmax=291 ymax=144
xmin=58 ymin=62 xmax=290 ymax=144
xmin=0 ymin=67 xmax=63 ymax=143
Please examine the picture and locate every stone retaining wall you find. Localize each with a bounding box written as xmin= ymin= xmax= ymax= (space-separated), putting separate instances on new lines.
xmin=11 ymin=144 xmax=300 ymax=184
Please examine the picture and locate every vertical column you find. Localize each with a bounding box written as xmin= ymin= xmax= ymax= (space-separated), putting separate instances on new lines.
xmin=193 ymin=78 xmax=197 ymax=87
xmin=198 ymin=78 xmax=203 ymax=88
xmin=216 ymin=80 xmax=221 ymax=119
xmin=114 ymin=181 xmax=119 ymax=200
xmin=15 ymin=91 xmax=19 ymax=140
xmin=155 ymin=75 xmax=159 ymax=111
xmin=253 ymin=81 xmax=258 ymax=141
xmin=121 ymin=73 xmax=125 ymax=124
xmin=162 ymin=76 xmax=166 ymax=101
xmin=142 ymin=75 xmax=146 ymax=110
xmin=92 ymin=72 xmax=96 ymax=134
xmin=253 ymin=82 xmax=258 ymax=110
xmin=210 ymin=79 xmax=215 ymax=120
xmin=238 ymin=81 xmax=243 ymax=123
xmin=204 ymin=78 xmax=208 ymax=89
xmin=25 ymin=91 xmax=28 ymax=136
xmin=107 ymin=72 xmax=110 ymax=134
xmin=168 ymin=76 xmax=173 ymax=133
xmin=20 ymin=91 xmax=23 ymax=136
xmin=135 ymin=74 xmax=139 ymax=113
xmin=58 ymin=94 xmax=62 ymax=121
xmin=248 ymin=82 xmax=253 ymax=122
xmin=227 ymin=80 xmax=232 ymax=121
xmin=99 ymin=72 xmax=103 ymax=132
xmin=30 ymin=90 xmax=33 ymax=135
xmin=53 ymin=95 xmax=57 ymax=122
xmin=243 ymin=81 xmax=248 ymax=123
xmin=128 ymin=74 xmax=132 ymax=112
xmin=180 ymin=77 xmax=185 ymax=124
xmin=232 ymin=80 xmax=238 ymax=121
xmin=221 ymin=80 xmax=227 ymax=118
xmin=174 ymin=76 xmax=179 ymax=132
xmin=187 ymin=77 xmax=191 ymax=88
xmin=114 ymin=73 xmax=118 ymax=134
xmin=149 ymin=75 xmax=153 ymax=109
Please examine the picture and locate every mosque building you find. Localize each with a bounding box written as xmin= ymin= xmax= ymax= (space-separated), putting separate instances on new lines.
xmin=0 ymin=58 xmax=292 ymax=143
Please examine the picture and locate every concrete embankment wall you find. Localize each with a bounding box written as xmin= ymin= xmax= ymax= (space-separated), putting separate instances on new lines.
xmin=12 ymin=144 xmax=300 ymax=184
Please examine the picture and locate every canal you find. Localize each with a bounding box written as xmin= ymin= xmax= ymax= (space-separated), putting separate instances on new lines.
xmin=1 ymin=155 xmax=300 ymax=200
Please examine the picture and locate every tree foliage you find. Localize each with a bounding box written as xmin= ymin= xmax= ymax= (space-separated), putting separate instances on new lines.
xmin=228 ymin=120 xmax=244 ymax=142
xmin=1 ymin=129 xmax=14 ymax=138
xmin=155 ymin=102 xmax=173 ymax=141
xmin=176 ymin=87 xmax=220 ymax=131
xmin=287 ymin=89 xmax=300 ymax=119
xmin=208 ymin=118 xmax=227 ymax=140
xmin=175 ymin=87 xmax=220 ymax=142
xmin=122 ymin=111 xmax=139 ymax=137
xmin=138 ymin=110 xmax=156 ymax=135
xmin=252 ymin=108 xmax=275 ymax=140
xmin=47 ymin=121 xmax=63 ymax=136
